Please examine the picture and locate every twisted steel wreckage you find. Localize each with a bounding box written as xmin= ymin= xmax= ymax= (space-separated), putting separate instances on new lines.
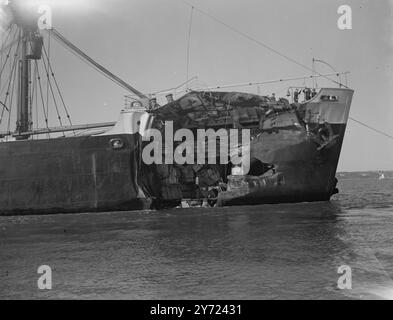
xmin=0 ymin=1 xmax=353 ymax=215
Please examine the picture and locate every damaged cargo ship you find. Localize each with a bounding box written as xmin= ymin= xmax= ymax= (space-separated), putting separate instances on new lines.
xmin=0 ymin=1 xmax=353 ymax=215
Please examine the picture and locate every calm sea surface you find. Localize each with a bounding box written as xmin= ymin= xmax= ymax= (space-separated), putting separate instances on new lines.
xmin=0 ymin=178 xmax=392 ymax=300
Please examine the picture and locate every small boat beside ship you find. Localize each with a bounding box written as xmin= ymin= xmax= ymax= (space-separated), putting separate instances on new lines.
xmin=0 ymin=1 xmax=354 ymax=215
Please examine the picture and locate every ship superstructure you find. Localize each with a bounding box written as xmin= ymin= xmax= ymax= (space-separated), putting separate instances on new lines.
xmin=0 ymin=1 xmax=353 ymax=215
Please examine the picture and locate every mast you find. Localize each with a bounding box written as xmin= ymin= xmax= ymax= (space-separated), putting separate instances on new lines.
xmin=7 ymin=0 xmax=39 ymax=140
xmin=1 ymin=0 xmax=148 ymax=140
xmin=15 ymin=28 xmax=31 ymax=139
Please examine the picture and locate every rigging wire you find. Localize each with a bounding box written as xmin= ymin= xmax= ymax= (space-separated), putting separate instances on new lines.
xmin=151 ymin=76 xmax=198 ymax=95
xmin=178 ymin=0 xmax=393 ymax=144
xmin=34 ymin=60 xmax=51 ymax=138
xmin=0 ymin=57 xmax=15 ymax=124
xmin=30 ymin=61 xmax=37 ymax=137
xmin=201 ymin=72 xmax=350 ymax=91
xmin=6 ymin=50 xmax=18 ymax=135
xmin=179 ymin=0 xmax=347 ymax=89
xmin=0 ymin=38 xmax=18 ymax=98
xmin=349 ymin=117 xmax=393 ymax=141
xmin=0 ymin=24 xmax=15 ymax=90
xmin=0 ymin=33 xmax=20 ymax=126
xmin=34 ymin=65 xmax=39 ymax=132
xmin=41 ymin=44 xmax=73 ymax=128
xmin=38 ymin=42 xmax=66 ymax=136
xmin=0 ymin=100 xmax=7 ymax=111
xmin=46 ymin=30 xmax=51 ymax=127
xmin=0 ymin=25 xmax=16 ymax=87
xmin=0 ymin=24 xmax=20 ymax=55
xmin=0 ymin=7 xmax=391 ymax=146
xmin=186 ymin=6 xmax=194 ymax=90
xmin=313 ymin=58 xmax=342 ymax=86
xmin=0 ymin=24 xmax=15 ymax=56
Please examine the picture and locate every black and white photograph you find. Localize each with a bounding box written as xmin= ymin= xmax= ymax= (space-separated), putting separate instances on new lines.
xmin=0 ymin=0 xmax=392 ymax=304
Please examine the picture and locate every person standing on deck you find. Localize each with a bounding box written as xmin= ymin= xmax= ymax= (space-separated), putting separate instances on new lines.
xmin=293 ymin=89 xmax=300 ymax=103
xmin=303 ymin=88 xmax=312 ymax=101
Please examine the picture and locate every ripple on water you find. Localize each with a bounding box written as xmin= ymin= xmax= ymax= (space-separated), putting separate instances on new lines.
xmin=0 ymin=178 xmax=392 ymax=299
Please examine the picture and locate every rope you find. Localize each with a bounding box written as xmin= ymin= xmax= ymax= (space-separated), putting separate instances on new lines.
xmin=34 ymin=60 xmax=51 ymax=138
xmin=179 ymin=0 xmax=348 ymax=89
xmin=34 ymin=66 xmax=39 ymax=132
xmin=29 ymin=56 xmax=36 ymax=133
xmin=30 ymin=63 xmax=37 ymax=136
xmin=0 ymin=26 xmax=18 ymax=133
xmin=0 ymin=24 xmax=14 ymax=91
xmin=0 ymin=30 xmax=18 ymax=98
xmin=0 ymin=25 xmax=16 ymax=87
xmin=202 ymin=72 xmax=350 ymax=91
xmin=151 ymin=76 xmax=198 ymax=95
xmin=349 ymin=117 xmax=393 ymax=141
xmin=42 ymin=44 xmax=73 ymax=128
xmin=6 ymin=53 xmax=18 ymax=134
xmin=1 ymin=10 xmax=390 ymax=147
xmin=0 ymin=100 xmax=7 ymax=111
xmin=177 ymin=1 xmax=393 ymax=143
xmin=39 ymin=44 xmax=65 ymax=136
xmin=46 ymin=30 xmax=51 ymax=126
xmin=186 ymin=6 xmax=194 ymax=90
xmin=0 ymin=34 xmax=19 ymax=126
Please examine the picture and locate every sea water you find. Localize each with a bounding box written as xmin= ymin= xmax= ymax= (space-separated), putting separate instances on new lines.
xmin=0 ymin=178 xmax=392 ymax=299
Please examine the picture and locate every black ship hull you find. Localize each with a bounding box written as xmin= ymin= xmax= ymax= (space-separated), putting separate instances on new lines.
xmin=0 ymin=88 xmax=353 ymax=215
xmin=0 ymin=134 xmax=151 ymax=215
xmin=218 ymin=124 xmax=346 ymax=206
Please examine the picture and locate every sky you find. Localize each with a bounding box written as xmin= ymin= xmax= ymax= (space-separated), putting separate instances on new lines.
xmin=1 ymin=0 xmax=393 ymax=171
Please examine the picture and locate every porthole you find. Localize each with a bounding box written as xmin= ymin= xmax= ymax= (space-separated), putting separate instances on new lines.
xmin=109 ymin=138 xmax=125 ymax=150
